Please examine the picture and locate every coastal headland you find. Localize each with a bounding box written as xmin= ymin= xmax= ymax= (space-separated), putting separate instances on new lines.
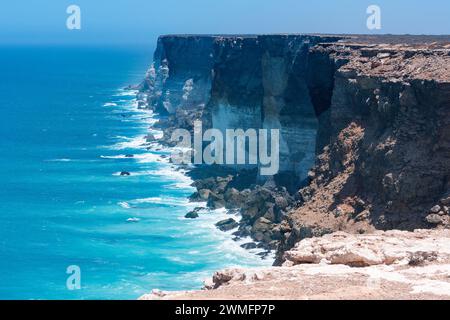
xmin=136 ymin=34 xmax=450 ymax=299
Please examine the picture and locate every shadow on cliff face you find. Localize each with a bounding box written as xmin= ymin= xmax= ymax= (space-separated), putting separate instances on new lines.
xmin=356 ymin=80 xmax=450 ymax=229
xmin=140 ymin=35 xmax=450 ymax=262
xmin=294 ymin=53 xmax=450 ymax=238
xmin=274 ymin=44 xmax=450 ymax=265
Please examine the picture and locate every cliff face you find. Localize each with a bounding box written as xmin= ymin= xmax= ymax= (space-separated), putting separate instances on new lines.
xmin=258 ymin=35 xmax=338 ymax=183
xmin=208 ymin=35 xmax=342 ymax=186
xmin=141 ymin=34 xmax=450 ymax=257
xmin=206 ymin=36 xmax=263 ymax=172
xmin=144 ymin=34 xmax=343 ymax=187
xmin=276 ymin=42 xmax=450 ymax=263
xmin=143 ymin=35 xmax=216 ymax=114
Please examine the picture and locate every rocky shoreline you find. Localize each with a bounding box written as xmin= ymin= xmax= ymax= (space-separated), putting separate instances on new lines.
xmin=134 ymin=34 xmax=340 ymax=254
xmin=138 ymin=105 xmax=300 ymax=253
xmin=132 ymin=33 xmax=450 ymax=299
xmin=136 ymin=34 xmax=450 ymax=264
xmin=188 ymin=167 xmax=297 ymax=252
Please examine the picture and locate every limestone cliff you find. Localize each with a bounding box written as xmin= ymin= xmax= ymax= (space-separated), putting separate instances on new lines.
xmin=143 ymin=34 xmax=343 ymax=187
xmin=276 ymin=40 xmax=450 ymax=263
xmin=140 ymin=34 xmax=450 ymax=257
xmin=142 ymin=35 xmax=216 ymax=114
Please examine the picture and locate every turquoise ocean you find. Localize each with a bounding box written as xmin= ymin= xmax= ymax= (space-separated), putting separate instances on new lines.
xmin=0 ymin=46 xmax=269 ymax=299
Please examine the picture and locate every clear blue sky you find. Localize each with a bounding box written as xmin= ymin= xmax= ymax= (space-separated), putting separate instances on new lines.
xmin=0 ymin=0 xmax=449 ymax=45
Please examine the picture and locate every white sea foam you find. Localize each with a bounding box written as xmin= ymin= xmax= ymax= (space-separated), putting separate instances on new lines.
xmin=112 ymin=165 xmax=194 ymax=191
xmin=46 ymin=158 xmax=102 ymax=163
xmin=118 ymin=201 xmax=132 ymax=209
xmin=103 ymin=102 xmax=118 ymax=107
xmin=134 ymin=153 xmax=165 ymax=163
xmin=112 ymin=135 xmax=133 ymax=140
xmin=102 ymin=153 xmax=164 ymax=163
xmin=145 ymin=167 xmax=189 ymax=180
xmin=107 ymin=87 xmax=270 ymax=272
xmin=167 ymin=256 xmax=196 ymax=265
xmin=46 ymin=158 xmax=72 ymax=162
xmin=108 ymin=135 xmax=148 ymax=150
xmin=152 ymin=131 xmax=164 ymax=140
xmin=114 ymin=90 xmax=138 ymax=97
xmin=131 ymin=196 xmax=192 ymax=207
xmin=112 ymin=170 xmax=144 ymax=177
xmin=100 ymin=155 xmax=132 ymax=159
xmin=165 ymin=180 xmax=194 ymax=190
xmin=179 ymin=207 xmax=275 ymax=263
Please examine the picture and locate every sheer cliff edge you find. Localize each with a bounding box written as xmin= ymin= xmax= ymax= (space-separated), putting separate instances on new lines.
xmin=136 ymin=35 xmax=450 ymax=296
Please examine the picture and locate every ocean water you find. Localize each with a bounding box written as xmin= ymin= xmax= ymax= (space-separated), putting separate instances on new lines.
xmin=0 ymin=46 xmax=270 ymax=300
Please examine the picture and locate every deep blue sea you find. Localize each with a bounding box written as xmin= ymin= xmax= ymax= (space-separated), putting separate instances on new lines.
xmin=0 ymin=46 xmax=269 ymax=299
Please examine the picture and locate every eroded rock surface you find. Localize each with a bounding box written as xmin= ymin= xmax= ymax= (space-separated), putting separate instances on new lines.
xmin=141 ymin=229 xmax=450 ymax=300
xmin=283 ymin=229 xmax=450 ymax=267
xmin=138 ymin=34 xmax=450 ymax=254
xmin=276 ymin=40 xmax=450 ymax=262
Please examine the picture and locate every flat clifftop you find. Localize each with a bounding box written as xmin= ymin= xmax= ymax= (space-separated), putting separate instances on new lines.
xmin=338 ymin=34 xmax=450 ymax=45
xmin=158 ymin=33 xmax=450 ymax=42
xmin=157 ymin=34 xmax=450 ymax=48
xmin=155 ymin=34 xmax=450 ymax=83
xmin=318 ymin=42 xmax=450 ymax=82
xmin=141 ymin=229 xmax=450 ymax=300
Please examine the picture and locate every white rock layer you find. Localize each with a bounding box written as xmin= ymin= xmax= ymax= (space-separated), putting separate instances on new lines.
xmin=140 ymin=229 xmax=450 ymax=300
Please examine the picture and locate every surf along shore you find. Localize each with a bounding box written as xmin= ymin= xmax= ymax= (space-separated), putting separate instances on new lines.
xmin=134 ymin=33 xmax=450 ymax=299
